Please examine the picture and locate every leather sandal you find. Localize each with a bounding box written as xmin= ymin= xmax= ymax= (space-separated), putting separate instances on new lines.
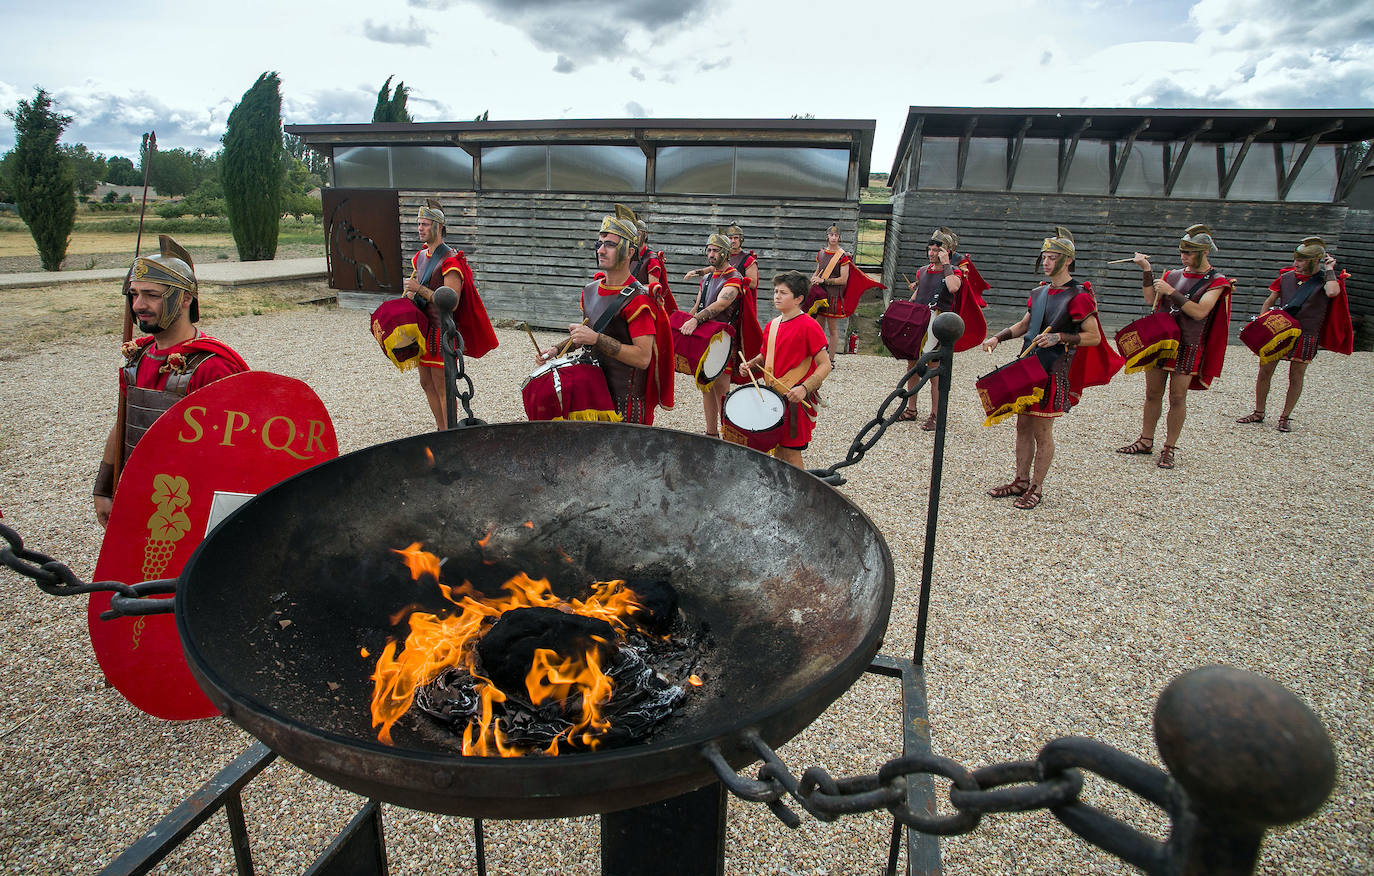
xmin=987 ymin=477 xmax=1030 ymax=499
xmin=1277 ymin=416 xmax=1292 ymax=433
xmin=920 ymin=414 xmax=937 ymax=431
xmin=1012 ymin=484 xmax=1043 ymax=510
xmin=1116 ymin=437 xmax=1154 ymax=455
xmin=1236 ymin=410 xmax=1265 ymax=424
xmin=898 ymin=409 xmax=919 ymax=422
xmin=1157 ymin=444 xmax=1176 ymax=469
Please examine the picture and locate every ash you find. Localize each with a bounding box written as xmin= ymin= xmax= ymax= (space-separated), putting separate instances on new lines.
xmin=414 ymin=586 xmax=709 ymax=753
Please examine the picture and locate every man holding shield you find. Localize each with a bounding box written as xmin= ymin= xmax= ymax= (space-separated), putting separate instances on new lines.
xmin=93 ymin=236 xmax=248 ymax=527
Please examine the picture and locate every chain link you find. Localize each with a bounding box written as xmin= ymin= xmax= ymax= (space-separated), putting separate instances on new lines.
xmin=441 ymin=316 xmax=483 ymax=427
xmin=0 ymin=523 xmax=138 ymax=600
xmin=807 ymin=351 xmax=946 ymax=486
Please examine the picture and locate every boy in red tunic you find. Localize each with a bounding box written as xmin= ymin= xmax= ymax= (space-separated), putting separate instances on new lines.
xmin=93 ymin=236 xmax=249 ymax=527
xmin=1237 ymin=236 xmax=1353 ymax=432
xmin=740 ymin=271 xmax=832 ymax=469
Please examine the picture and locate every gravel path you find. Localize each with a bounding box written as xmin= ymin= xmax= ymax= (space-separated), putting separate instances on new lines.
xmin=1 ymin=305 xmax=1370 ymax=875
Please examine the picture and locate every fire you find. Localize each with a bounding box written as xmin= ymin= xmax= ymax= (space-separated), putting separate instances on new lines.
xmin=689 ymin=674 xmax=703 ymax=687
xmin=423 ymin=447 xmax=435 ymax=466
xmin=370 ymin=539 xmax=649 ymax=756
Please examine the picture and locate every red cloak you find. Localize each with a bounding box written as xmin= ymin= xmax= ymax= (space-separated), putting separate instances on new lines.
xmin=1188 ymin=276 xmax=1233 ymax=391
xmin=1066 ymin=281 xmax=1125 ymax=404
xmin=951 ymin=255 xmax=989 ymax=353
xmin=414 ymin=248 xmax=499 ymax=359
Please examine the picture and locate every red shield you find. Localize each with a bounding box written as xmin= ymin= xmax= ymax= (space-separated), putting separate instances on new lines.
xmin=90 ymin=371 xmax=339 ymax=720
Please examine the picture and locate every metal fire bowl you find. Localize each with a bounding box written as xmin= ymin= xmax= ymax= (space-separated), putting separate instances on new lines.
xmin=177 ymin=422 xmax=893 ymax=818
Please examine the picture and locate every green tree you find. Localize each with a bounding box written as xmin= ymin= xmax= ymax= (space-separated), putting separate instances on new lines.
xmin=0 ymin=150 xmax=15 ymax=202
xmin=221 ymin=72 xmax=283 ymax=261
xmin=372 ymin=75 xmax=412 ymax=123
xmin=5 ymin=87 xmax=76 ymax=271
xmin=61 ymin=143 xmax=107 ymax=195
xmin=105 ymin=155 xmax=140 ymax=186
xmin=149 ymin=147 xmax=199 ymax=196
xmin=284 ymin=131 xmax=327 ymax=178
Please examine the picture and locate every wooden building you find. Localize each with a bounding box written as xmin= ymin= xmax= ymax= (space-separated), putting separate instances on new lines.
xmin=284 ymin=118 xmax=876 ymax=326
xmin=883 ymin=108 xmax=1374 ymax=337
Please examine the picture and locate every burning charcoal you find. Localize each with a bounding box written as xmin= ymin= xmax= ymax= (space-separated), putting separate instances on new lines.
xmin=622 ymin=577 xmax=678 ymax=635
xmin=476 ymin=607 xmax=617 ymax=698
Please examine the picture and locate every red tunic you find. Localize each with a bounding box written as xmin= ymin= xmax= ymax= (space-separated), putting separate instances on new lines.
xmin=580 ymin=282 xmax=675 ymax=424
xmin=764 ymin=313 xmax=828 ymax=448
xmin=120 ymin=333 xmax=247 ymax=396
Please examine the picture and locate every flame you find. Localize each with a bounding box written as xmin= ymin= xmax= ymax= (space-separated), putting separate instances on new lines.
xmin=360 ymin=647 xmax=370 ymax=658
xmin=523 ymin=520 xmax=534 ymax=529
xmin=689 ymin=674 xmax=703 ymax=687
xmin=476 ymin=525 xmax=495 ymax=549
xmin=424 ymin=447 xmax=435 ymax=467
xmin=370 ymin=539 xmax=647 ymax=756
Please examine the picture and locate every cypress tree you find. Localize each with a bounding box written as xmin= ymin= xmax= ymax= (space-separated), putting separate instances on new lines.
xmin=372 ymin=76 xmax=412 ymax=124
xmin=221 ymin=72 xmax=283 ymax=261
xmin=5 ymin=88 xmax=76 ymax=271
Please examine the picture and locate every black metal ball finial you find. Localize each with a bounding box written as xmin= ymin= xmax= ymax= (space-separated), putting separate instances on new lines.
xmin=1154 ymin=665 xmax=1336 ymax=826
xmin=931 ymin=312 xmax=964 ymax=344
xmin=432 ymin=288 xmax=458 ymax=313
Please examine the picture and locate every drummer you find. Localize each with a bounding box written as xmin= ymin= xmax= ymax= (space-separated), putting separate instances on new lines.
xmin=629 ymin=217 xmax=678 ymax=313
xmin=1237 ymin=237 xmax=1353 ymax=432
xmin=402 ymin=198 xmax=499 ymax=431
xmin=680 ymin=230 xmax=763 ymax=437
xmin=1116 ymin=224 xmax=1232 ymax=469
xmin=981 ymin=227 xmax=1117 ymax=510
xmin=537 ymin=203 xmax=674 ymax=424
xmin=740 ymin=271 xmax=832 ymax=468
xmin=898 ymin=226 xmax=990 ymax=430
xmin=809 ymin=222 xmax=852 ymax=366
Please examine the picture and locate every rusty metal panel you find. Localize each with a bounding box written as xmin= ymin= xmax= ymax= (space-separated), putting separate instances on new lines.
xmin=324 ymin=189 xmax=403 ymax=293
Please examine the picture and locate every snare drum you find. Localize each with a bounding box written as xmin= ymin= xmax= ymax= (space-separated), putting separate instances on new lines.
xmin=879 ymin=300 xmax=933 ymax=360
xmin=521 ymin=352 xmax=621 ymax=422
xmin=975 ymin=355 xmax=1050 ymax=427
xmin=669 ymin=310 xmax=735 ymax=390
xmin=1240 ymin=309 xmax=1302 ymax=364
xmin=370 ymin=298 xmax=429 ymax=371
xmin=1114 ymin=312 xmax=1181 ymax=374
xmin=721 ymin=385 xmax=789 ymax=452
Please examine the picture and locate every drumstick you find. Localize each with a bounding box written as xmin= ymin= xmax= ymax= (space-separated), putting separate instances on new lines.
xmin=521 ymin=322 xmax=542 ymax=357
xmin=758 ymin=361 xmax=816 ymax=412
xmin=902 ymin=273 xmax=913 ymax=287
xmin=739 ymin=352 xmax=766 ymax=402
xmin=553 ymin=318 xmax=592 ymax=358
xmin=1106 ymin=257 xmax=1138 ymax=265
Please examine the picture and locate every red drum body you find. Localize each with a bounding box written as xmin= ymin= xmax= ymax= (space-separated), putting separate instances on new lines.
xmin=1241 ymin=309 xmax=1302 ymax=364
xmin=371 ymin=298 xmax=429 ymax=371
xmin=976 ymin=355 xmax=1049 ymax=426
xmin=669 ymin=310 xmax=735 ymax=389
xmin=1114 ymin=312 xmax=1181 ymax=374
xmin=521 ymin=353 xmax=620 ymax=422
xmin=879 ymin=300 xmax=932 ymax=360
xmin=721 ymin=385 xmax=789 ymax=452
xmin=803 ymin=285 xmax=830 ymax=318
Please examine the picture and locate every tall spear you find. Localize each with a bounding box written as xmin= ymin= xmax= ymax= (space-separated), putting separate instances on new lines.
xmin=112 ymin=131 xmax=156 ymax=486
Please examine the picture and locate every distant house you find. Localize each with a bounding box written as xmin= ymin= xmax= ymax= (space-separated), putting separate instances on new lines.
xmin=884 ymin=107 xmax=1374 ymax=334
xmin=92 ymin=183 xmax=160 ymax=201
xmin=285 ymin=118 xmax=875 ymax=326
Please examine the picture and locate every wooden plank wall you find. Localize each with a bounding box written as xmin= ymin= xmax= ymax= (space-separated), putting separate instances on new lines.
xmin=885 ymin=192 xmax=1360 ymax=336
xmin=1340 ymin=209 xmax=1373 ymax=334
xmin=341 ymin=192 xmax=859 ymax=327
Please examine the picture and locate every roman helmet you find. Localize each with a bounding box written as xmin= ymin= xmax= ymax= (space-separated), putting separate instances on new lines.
xmin=128 ymin=234 xmax=198 ymax=330
xmin=707 ymin=227 xmax=732 ymax=255
xmin=417 ymin=197 xmax=446 ymax=228
xmin=1179 ymin=224 xmax=1218 ymax=254
xmin=930 ymin=226 xmax=958 ymax=251
xmin=599 ymin=203 xmax=639 ymax=261
xmin=1294 ymin=235 xmax=1326 ymax=265
xmin=1041 ymin=226 xmax=1076 ymax=261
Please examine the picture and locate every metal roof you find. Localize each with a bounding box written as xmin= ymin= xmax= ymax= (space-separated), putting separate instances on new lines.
xmin=890 ymin=107 xmax=1374 ymax=178
xmin=284 ymin=118 xmax=876 ymax=182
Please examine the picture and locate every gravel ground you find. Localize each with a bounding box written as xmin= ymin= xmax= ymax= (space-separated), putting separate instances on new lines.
xmin=1 ymin=304 xmax=1370 ymax=875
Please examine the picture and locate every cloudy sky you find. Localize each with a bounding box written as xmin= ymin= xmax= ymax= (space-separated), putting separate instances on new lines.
xmin=2 ymin=0 xmax=1371 ymax=171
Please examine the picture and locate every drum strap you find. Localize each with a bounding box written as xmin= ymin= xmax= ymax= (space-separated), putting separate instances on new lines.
xmin=1280 ymin=275 xmax=1325 ymax=315
xmin=818 ymin=248 xmax=845 ymax=280
xmin=589 ymin=281 xmax=644 ymax=334
xmin=1157 ymin=270 xmax=1216 ymax=312
xmin=1022 ymin=281 xmax=1060 ymax=350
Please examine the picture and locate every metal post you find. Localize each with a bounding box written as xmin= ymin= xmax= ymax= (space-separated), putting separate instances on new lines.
xmin=433 ymin=288 xmax=461 ymax=430
xmin=912 ymin=313 xmax=961 ymax=667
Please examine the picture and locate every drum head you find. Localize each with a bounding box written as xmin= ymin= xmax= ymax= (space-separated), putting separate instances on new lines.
xmin=700 ymin=332 xmax=732 ymax=382
xmin=724 ymin=385 xmax=786 ymax=430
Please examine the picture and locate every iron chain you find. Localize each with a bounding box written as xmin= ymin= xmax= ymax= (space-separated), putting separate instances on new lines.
xmin=718 ymin=732 xmax=1179 ymax=870
xmin=441 ymin=316 xmax=483 ymax=427
xmin=808 ymin=352 xmax=944 ymax=485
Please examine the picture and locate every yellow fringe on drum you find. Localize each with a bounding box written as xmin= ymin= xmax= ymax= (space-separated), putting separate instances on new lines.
xmin=1254 ymin=331 xmax=1301 ymax=365
xmin=557 ymin=409 xmax=624 ymax=423
xmin=1120 ymin=339 xmax=1180 ymax=374
xmin=694 ymin=358 xmax=719 ymax=392
xmin=980 ymin=388 xmax=1045 ymax=427
xmin=383 ymin=330 xmax=426 ymax=372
